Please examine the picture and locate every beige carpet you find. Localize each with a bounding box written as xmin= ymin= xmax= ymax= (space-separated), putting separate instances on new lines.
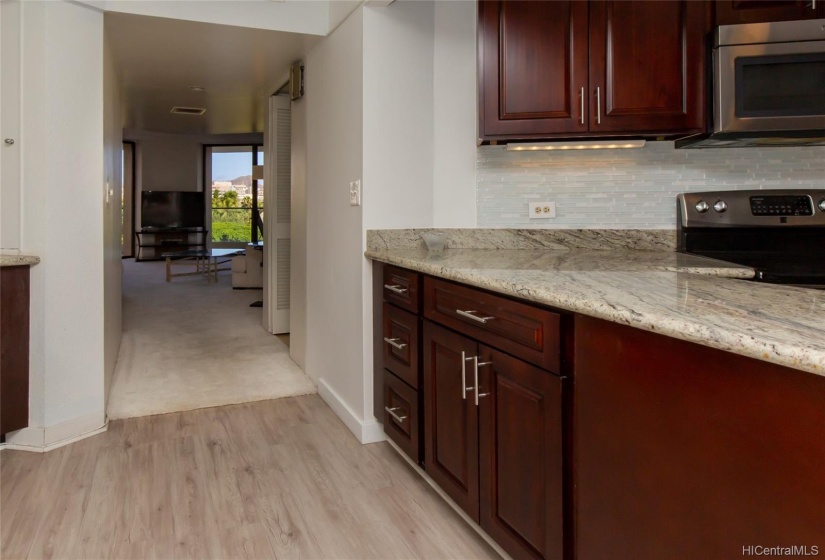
xmin=107 ymin=259 xmax=316 ymax=420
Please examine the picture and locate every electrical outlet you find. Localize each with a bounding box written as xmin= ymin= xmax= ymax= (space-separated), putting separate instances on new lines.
xmin=529 ymin=201 xmax=556 ymax=219
xmin=349 ymin=179 xmax=361 ymax=206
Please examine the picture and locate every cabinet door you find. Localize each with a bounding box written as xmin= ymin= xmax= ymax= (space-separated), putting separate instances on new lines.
xmin=479 ymin=0 xmax=589 ymax=140
xmin=589 ymin=0 xmax=710 ymax=134
xmin=478 ymin=346 xmax=563 ymax=560
xmin=715 ymin=1 xmax=816 ymax=25
xmin=423 ymin=321 xmax=480 ymax=522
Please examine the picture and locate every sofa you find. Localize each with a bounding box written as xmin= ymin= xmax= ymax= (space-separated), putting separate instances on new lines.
xmin=231 ymin=245 xmax=263 ymax=288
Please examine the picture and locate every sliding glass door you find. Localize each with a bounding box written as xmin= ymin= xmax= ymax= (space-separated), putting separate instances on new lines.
xmin=206 ymin=145 xmax=262 ymax=246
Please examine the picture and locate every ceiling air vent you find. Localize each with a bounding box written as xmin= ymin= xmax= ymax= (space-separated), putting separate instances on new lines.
xmin=170 ymin=106 xmax=206 ymax=116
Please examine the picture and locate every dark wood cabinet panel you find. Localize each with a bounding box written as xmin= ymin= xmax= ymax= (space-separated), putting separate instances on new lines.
xmin=382 ymin=265 xmax=421 ymax=313
xmin=423 ymin=277 xmax=561 ymax=373
xmin=715 ymin=0 xmax=818 ymax=25
xmin=383 ymin=370 xmax=421 ymax=464
xmin=423 ymin=321 xmax=480 ymax=522
xmin=1 ymin=266 xmax=30 ymax=435
xmin=382 ymin=303 xmax=419 ymax=389
xmin=589 ymin=0 xmax=710 ymax=133
xmin=574 ymin=315 xmax=825 ymax=560
xmin=478 ymin=346 xmax=563 ymax=560
xmin=479 ymin=0 xmax=589 ymax=139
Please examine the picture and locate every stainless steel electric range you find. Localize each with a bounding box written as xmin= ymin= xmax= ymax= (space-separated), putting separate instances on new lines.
xmin=677 ymin=190 xmax=825 ymax=289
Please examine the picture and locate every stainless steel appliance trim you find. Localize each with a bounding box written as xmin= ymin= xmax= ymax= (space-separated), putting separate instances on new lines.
xmin=678 ymin=190 xmax=825 ymax=228
xmin=716 ymin=19 xmax=825 ymax=47
xmin=715 ymin=40 xmax=825 ymax=133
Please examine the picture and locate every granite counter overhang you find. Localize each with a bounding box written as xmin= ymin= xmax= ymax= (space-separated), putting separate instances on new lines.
xmin=366 ymin=247 xmax=825 ymax=377
xmin=0 ymin=255 xmax=40 ymax=267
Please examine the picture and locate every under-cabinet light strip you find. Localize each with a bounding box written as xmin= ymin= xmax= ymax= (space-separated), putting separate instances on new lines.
xmin=506 ymin=140 xmax=647 ymax=151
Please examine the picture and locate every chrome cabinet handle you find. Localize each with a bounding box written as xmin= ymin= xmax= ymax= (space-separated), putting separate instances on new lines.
xmin=384 ymin=284 xmax=407 ymax=295
xmin=463 ymin=354 xmax=477 ymax=398
xmin=383 ymin=337 xmax=407 ymax=350
xmin=579 ymin=86 xmax=585 ymax=124
xmin=4 ymin=139 xmax=14 ymax=145
xmin=385 ymin=406 xmax=407 ymax=423
xmin=456 ymin=309 xmax=495 ymax=324
xmin=475 ymin=360 xmax=493 ymax=406
xmin=596 ymin=86 xmax=601 ymax=125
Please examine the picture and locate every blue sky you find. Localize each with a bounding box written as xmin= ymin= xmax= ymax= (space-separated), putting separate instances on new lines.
xmin=212 ymin=152 xmax=253 ymax=182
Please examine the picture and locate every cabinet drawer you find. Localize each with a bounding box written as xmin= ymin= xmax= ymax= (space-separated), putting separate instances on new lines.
xmin=383 ymin=266 xmax=420 ymax=313
xmin=383 ymin=370 xmax=420 ymax=464
xmin=382 ymin=303 xmax=419 ymax=388
xmin=424 ymin=277 xmax=561 ymax=373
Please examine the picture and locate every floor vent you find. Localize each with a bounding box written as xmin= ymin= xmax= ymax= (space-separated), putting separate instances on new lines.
xmin=170 ymin=106 xmax=206 ymax=115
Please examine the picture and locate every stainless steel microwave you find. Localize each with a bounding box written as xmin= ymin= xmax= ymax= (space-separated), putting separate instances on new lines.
xmin=680 ymin=18 xmax=825 ymax=148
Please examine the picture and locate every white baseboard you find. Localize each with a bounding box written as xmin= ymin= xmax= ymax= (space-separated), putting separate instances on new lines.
xmin=1 ymin=411 xmax=108 ymax=453
xmin=385 ymin=438 xmax=512 ymax=560
xmin=317 ymin=378 xmax=386 ymax=444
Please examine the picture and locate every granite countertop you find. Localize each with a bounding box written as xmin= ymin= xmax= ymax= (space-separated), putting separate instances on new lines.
xmin=366 ymin=247 xmax=825 ymax=377
xmin=0 ymin=255 xmax=40 ymax=267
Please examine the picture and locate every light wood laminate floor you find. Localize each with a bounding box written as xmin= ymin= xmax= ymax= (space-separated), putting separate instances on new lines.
xmin=1 ymin=395 xmax=499 ymax=560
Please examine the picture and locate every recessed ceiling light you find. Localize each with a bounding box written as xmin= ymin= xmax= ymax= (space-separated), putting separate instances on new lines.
xmin=188 ymin=86 xmax=206 ymax=92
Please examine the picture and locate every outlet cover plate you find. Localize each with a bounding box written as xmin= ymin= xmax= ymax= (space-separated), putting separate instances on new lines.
xmin=529 ymin=201 xmax=556 ymax=219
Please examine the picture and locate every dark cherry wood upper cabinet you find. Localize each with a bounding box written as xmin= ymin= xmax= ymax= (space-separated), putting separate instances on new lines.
xmin=715 ymin=0 xmax=820 ymax=25
xmin=478 ymin=346 xmax=564 ymax=560
xmin=479 ymin=0 xmax=589 ymax=140
xmin=588 ymin=0 xmax=711 ymax=134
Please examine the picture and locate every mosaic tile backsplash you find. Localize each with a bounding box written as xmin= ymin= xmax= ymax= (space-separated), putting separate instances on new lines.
xmin=477 ymin=141 xmax=825 ymax=229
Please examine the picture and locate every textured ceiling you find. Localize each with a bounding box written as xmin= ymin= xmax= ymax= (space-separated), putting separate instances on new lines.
xmin=106 ymin=12 xmax=320 ymax=135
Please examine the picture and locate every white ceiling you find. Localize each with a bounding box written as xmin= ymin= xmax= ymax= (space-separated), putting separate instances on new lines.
xmin=106 ymin=12 xmax=320 ymax=135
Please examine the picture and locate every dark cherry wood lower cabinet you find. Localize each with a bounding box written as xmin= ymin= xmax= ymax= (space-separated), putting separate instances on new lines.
xmin=574 ymin=314 xmax=825 ymax=560
xmin=424 ymin=320 xmax=564 ymax=560
xmin=423 ymin=321 xmax=480 ymax=521
xmin=479 ymin=347 xmax=563 ymax=560
xmin=1 ymin=265 xmax=30 ymax=435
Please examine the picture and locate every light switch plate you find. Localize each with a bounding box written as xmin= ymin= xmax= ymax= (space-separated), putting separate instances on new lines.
xmin=349 ymin=180 xmax=361 ymax=206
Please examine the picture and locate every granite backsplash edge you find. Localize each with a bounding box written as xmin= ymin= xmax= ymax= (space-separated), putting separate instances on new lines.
xmin=367 ymin=229 xmax=677 ymax=252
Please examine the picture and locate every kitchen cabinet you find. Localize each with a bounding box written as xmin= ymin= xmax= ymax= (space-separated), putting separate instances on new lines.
xmin=478 ymin=0 xmax=711 ymax=142
xmin=1 ymin=266 xmax=30 ymax=435
xmin=374 ymin=263 xmax=424 ymax=464
xmin=715 ymin=0 xmax=822 ymax=25
xmin=574 ymin=314 xmax=825 ymax=560
xmin=422 ymin=276 xmax=565 ymax=560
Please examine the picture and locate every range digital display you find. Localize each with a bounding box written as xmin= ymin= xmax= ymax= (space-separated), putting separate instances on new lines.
xmin=750 ymin=195 xmax=813 ymax=217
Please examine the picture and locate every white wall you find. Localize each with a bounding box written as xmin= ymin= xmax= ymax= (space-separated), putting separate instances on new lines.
xmin=432 ymin=0 xmax=477 ymax=228
xmin=9 ymin=0 xmax=107 ymax=448
xmin=1 ymin=0 xmax=22 ymax=252
xmin=91 ymin=0 xmax=329 ymax=36
xmin=304 ymin=6 xmax=376 ymax=441
xmin=477 ymin=143 xmax=825 ymax=228
xmin=103 ymin=25 xmax=123 ymax=407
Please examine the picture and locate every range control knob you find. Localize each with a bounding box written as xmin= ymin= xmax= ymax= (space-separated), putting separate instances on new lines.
xmin=819 ymin=199 xmax=825 ymax=212
xmin=695 ymin=200 xmax=709 ymax=213
xmin=713 ymin=200 xmax=728 ymax=213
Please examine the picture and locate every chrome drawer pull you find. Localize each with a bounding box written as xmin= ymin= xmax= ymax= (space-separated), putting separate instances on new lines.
xmin=579 ymin=86 xmax=585 ymax=125
xmin=456 ymin=309 xmax=495 ymax=324
xmin=475 ymin=360 xmax=493 ymax=405
xmin=462 ymin=353 xmax=476 ymax=399
xmin=384 ymin=284 xmax=408 ymax=295
xmin=596 ymin=86 xmax=602 ymax=125
xmin=383 ymin=337 xmax=407 ymax=350
xmin=385 ymin=406 xmax=408 ymax=423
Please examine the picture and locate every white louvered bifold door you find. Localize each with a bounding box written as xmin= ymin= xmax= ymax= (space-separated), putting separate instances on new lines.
xmin=263 ymin=94 xmax=291 ymax=334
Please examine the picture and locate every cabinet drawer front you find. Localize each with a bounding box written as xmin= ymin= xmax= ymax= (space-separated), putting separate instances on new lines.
xmin=382 ymin=303 xmax=419 ymax=388
xmin=383 ymin=370 xmax=420 ymax=464
xmin=424 ymin=277 xmax=561 ymax=373
xmin=383 ymin=266 xmax=420 ymax=313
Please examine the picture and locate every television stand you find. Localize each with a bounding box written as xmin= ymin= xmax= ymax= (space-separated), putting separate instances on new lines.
xmin=135 ymin=228 xmax=208 ymax=262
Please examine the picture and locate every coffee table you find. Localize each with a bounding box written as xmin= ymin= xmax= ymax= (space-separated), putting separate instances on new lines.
xmin=162 ymin=248 xmax=244 ymax=284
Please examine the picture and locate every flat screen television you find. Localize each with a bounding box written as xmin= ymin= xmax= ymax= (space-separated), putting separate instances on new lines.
xmin=141 ymin=191 xmax=205 ymax=229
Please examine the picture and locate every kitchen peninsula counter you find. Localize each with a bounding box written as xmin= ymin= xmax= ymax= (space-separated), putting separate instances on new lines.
xmin=365 ymin=247 xmax=825 ymax=377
